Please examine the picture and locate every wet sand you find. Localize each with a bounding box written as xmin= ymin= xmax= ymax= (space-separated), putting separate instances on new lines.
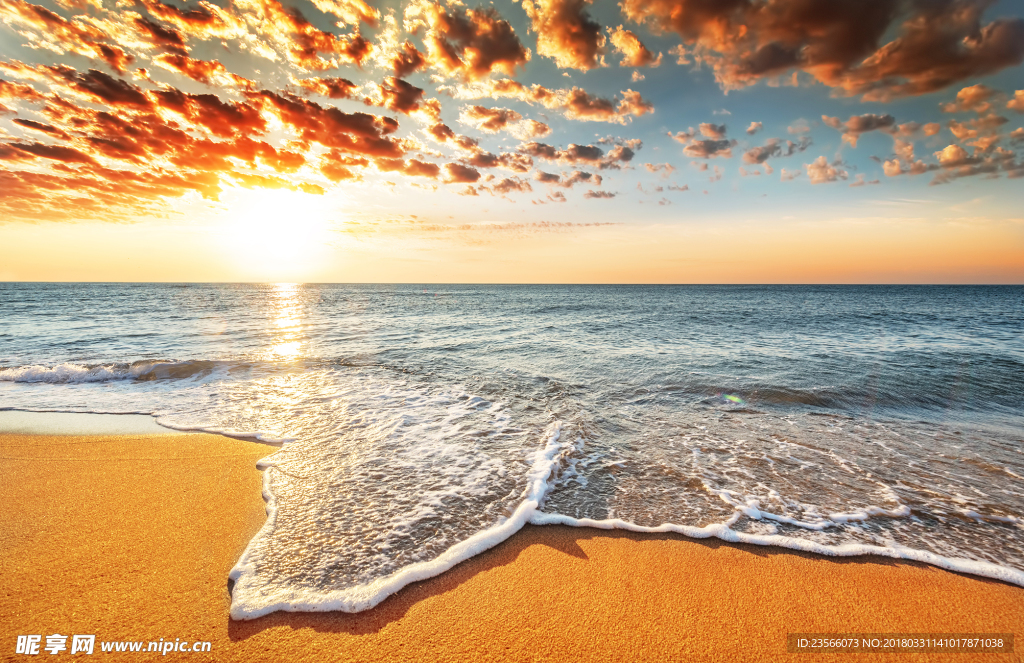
xmin=1 ymin=431 xmax=1021 ymax=662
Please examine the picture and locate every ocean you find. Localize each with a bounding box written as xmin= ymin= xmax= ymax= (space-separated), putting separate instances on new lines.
xmin=1 ymin=283 xmax=1022 ymax=617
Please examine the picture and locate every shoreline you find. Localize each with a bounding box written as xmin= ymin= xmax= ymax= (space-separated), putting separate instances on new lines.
xmin=2 ymin=430 xmax=1021 ymax=662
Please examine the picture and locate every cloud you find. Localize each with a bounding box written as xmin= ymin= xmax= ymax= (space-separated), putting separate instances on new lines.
xmin=460 ymin=105 xmax=522 ymax=132
xmin=444 ymin=162 xmax=481 ymax=183
xmin=0 ymin=78 xmax=45 ymax=111
xmin=941 ymin=84 xmax=999 ymax=113
xmin=619 ymin=0 xmax=1024 ymax=100
xmin=391 ymin=41 xmax=428 ymax=78
xmin=375 ymin=157 xmax=441 ymax=179
xmin=131 ymin=15 xmax=187 ymax=54
xmin=139 ymin=0 xmax=245 ymax=41
xmin=788 ymin=119 xmax=811 ymax=134
xmin=513 ymin=119 xmax=552 ymax=139
xmin=1009 ymin=90 xmax=1024 ymax=113
xmin=609 ymin=26 xmax=661 ymax=67
xmin=374 ymin=77 xmax=441 ymax=120
xmin=584 ymin=189 xmax=615 ymax=199
xmin=746 ymin=121 xmax=762 ymax=135
xmin=518 ymin=141 xmax=634 ymax=169
xmin=231 ymin=0 xmax=371 ymax=71
xmin=320 ymin=152 xmax=369 ymax=181
xmin=644 ymin=162 xmax=675 ymax=176
xmin=682 ymin=138 xmax=735 ymax=158
xmin=929 ymin=144 xmax=1017 ymax=185
xmin=849 ymin=174 xmax=879 ymax=187
xmin=152 ymin=54 xmax=234 ymax=86
xmin=780 ymin=167 xmax=801 ymax=181
xmin=308 ymin=0 xmax=379 ymax=27
xmin=404 ymin=0 xmax=531 ymax=80
xmin=462 ymin=151 xmax=533 ymax=172
xmin=425 ymin=123 xmax=479 ymax=152
xmin=698 ymin=122 xmax=726 ymax=139
xmin=520 ymin=0 xmax=605 ymax=70
xmin=805 ymin=155 xmax=847 ymax=183
xmin=821 ymin=113 xmax=896 ymax=147
xmin=934 ymin=144 xmax=975 ymax=167
xmin=293 ymin=76 xmax=360 ymax=99
xmin=12 ymin=118 xmax=70 ymax=139
xmin=0 ymin=141 xmax=98 ymax=164
xmin=490 ymin=176 xmax=532 ymax=194
xmin=0 ymin=0 xmax=134 ymax=73
xmin=533 ymin=170 xmax=604 ymax=188
xmin=445 ymin=79 xmax=653 ymax=124
xmin=743 ymin=139 xmax=781 ymax=164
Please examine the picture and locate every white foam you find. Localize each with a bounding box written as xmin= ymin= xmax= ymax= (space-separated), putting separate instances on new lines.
xmin=228 ymin=421 xmax=570 ymax=619
xmin=527 ymin=512 xmax=1024 ymax=587
xmin=0 ymin=363 xmax=129 ymax=383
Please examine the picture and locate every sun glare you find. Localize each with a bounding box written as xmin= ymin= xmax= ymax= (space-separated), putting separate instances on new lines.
xmin=218 ymin=187 xmax=337 ymax=279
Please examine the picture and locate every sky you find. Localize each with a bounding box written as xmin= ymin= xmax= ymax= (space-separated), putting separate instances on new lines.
xmin=0 ymin=0 xmax=1023 ymax=283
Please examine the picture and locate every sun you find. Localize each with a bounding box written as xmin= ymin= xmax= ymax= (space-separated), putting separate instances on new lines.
xmin=217 ymin=187 xmax=337 ymax=280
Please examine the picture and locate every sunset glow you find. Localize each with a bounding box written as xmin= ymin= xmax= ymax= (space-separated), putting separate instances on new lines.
xmin=0 ymin=0 xmax=1022 ymax=282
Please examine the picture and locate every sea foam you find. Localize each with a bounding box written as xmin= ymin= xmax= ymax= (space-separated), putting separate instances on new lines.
xmin=228 ymin=422 xmax=571 ymax=618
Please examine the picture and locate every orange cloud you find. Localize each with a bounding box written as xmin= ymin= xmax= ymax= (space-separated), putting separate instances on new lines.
xmin=0 ymin=0 xmax=133 ymax=73
xmin=152 ymin=54 xmax=231 ymax=85
xmin=391 ymin=41 xmax=428 ymax=78
xmin=520 ymin=0 xmax=605 ymax=70
xmin=447 ymin=78 xmax=653 ymax=124
xmin=444 ymin=162 xmax=481 ymax=183
xmin=404 ymin=0 xmax=530 ymax=80
xmin=293 ymin=76 xmax=359 ymax=99
xmin=609 ymin=26 xmax=661 ymax=68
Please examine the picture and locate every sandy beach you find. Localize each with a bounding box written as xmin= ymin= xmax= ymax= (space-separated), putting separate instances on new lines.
xmin=1 ymin=429 xmax=1021 ymax=662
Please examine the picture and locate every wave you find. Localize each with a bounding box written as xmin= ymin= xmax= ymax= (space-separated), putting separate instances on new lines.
xmin=0 ymin=360 xmax=251 ymax=384
xmin=227 ymin=419 xmax=1024 ymax=619
xmin=228 ymin=421 xmax=572 ymax=618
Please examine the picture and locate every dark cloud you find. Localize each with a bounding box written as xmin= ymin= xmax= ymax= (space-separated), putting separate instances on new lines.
xmin=12 ymin=118 xmax=70 ymax=139
xmin=683 ymin=138 xmax=736 ymax=158
xmin=822 ymin=113 xmax=896 ymax=147
xmin=392 ymin=41 xmax=428 ymax=78
xmin=444 ymin=162 xmax=481 ymax=183
xmin=0 ymin=141 xmax=97 ymax=164
xmin=619 ymin=0 xmax=1024 ymax=100
xmin=377 ymin=77 xmax=438 ymax=119
xmin=583 ymin=189 xmax=615 ymax=198
xmin=132 ymin=15 xmax=187 ymax=54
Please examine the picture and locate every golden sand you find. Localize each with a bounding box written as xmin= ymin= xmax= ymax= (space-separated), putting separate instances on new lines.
xmin=1 ymin=431 xmax=1021 ymax=662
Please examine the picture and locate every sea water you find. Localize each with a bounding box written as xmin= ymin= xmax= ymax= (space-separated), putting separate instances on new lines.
xmin=1 ymin=283 xmax=1022 ymax=617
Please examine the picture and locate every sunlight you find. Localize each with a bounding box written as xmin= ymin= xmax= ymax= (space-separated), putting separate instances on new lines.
xmin=268 ymin=282 xmax=304 ymax=359
xmin=217 ymin=187 xmax=336 ymax=280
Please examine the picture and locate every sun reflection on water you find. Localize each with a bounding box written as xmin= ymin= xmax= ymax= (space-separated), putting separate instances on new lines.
xmin=268 ymin=283 xmax=305 ymax=359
